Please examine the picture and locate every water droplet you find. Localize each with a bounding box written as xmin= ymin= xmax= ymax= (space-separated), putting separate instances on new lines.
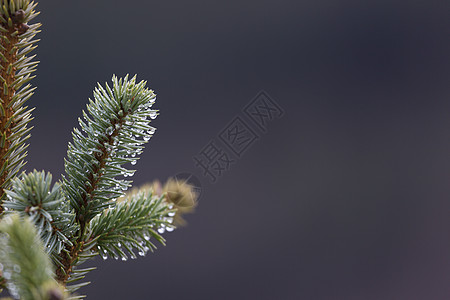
xmin=131 ymin=160 xmax=137 ymax=165
xmin=13 ymin=265 xmax=21 ymax=273
xmin=3 ymin=271 xmax=11 ymax=280
xmin=157 ymin=227 xmax=165 ymax=234
xmin=166 ymin=227 xmax=174 ymax=232
xmin=149 ymin=111 xmax=157 ymax=119
xmin=168 ymin=212 xmax=175 ymax=217
xmin=144 ymin=234 xmax=150 ymax=241
xmin=121 ymin=257 xmax=128 ymax=261
xmin=106 ymin=126 xmax=114 ymax=135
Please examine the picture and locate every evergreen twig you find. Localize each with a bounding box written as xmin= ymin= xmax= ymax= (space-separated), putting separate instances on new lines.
xmin=91 ymin=190 xmax=175 ymax=261
xmin=3 ymin=171 xmax=78 ymax=265
xmin=0 ymin=1 xmax=197 ymax=298
xmin=0 ymin=214 xmax=66 ymax=300
xmin=0 ymin=0 xmax=39 ymax=213
xmin=58 ymin=75 xmax=158 ymax=284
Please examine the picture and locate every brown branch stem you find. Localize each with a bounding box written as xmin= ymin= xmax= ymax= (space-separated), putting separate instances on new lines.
xmin=0 ymin=26 xmax=19 ymax=213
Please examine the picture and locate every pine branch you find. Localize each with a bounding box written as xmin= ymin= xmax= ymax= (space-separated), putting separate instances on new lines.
xmin=3 ymin=170 xmax=78 ymax=265
xmin=0 ymin=0 xmax=40 ymax=213
xmin=91 ymin=190 xmax=175 ymax=261
xmin=63 ymin=75 xmax=157 ymax=227
xmin=0 ymin=1 xmax=197 ymax=298
xmin=61 ymin=189 xmax=176 ymax=293
xmin=0 ymin=214 xmax=66 ymax=300
xmin=58 ymin=75 xmax=157 ymax=283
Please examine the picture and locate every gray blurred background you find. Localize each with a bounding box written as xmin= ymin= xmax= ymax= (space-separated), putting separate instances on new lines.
xmin=22 ymin=0 xmax=450 ymax=299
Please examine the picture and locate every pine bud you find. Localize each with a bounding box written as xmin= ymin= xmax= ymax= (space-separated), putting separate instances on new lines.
xmin=47 ymin=288 xmax=64 ymax=300
xmin=17 ymin=23 xmax=29 ymax=34
xmin=163 ymin=178 xmax=198 ymax=226
xmin=12 ymin=9 xmax=25 ymax=23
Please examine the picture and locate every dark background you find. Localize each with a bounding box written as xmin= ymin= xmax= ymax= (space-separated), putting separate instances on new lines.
xmin=19 ymin=0 xmax=450 ymax=299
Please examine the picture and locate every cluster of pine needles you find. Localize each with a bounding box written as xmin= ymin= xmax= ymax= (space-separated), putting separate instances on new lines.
xmin=0 ymin=1 xmax=197 ymax=299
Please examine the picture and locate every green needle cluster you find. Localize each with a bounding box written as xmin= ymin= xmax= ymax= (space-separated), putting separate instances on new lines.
xmin=0 ymin=1 xmax=197 ymax=298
